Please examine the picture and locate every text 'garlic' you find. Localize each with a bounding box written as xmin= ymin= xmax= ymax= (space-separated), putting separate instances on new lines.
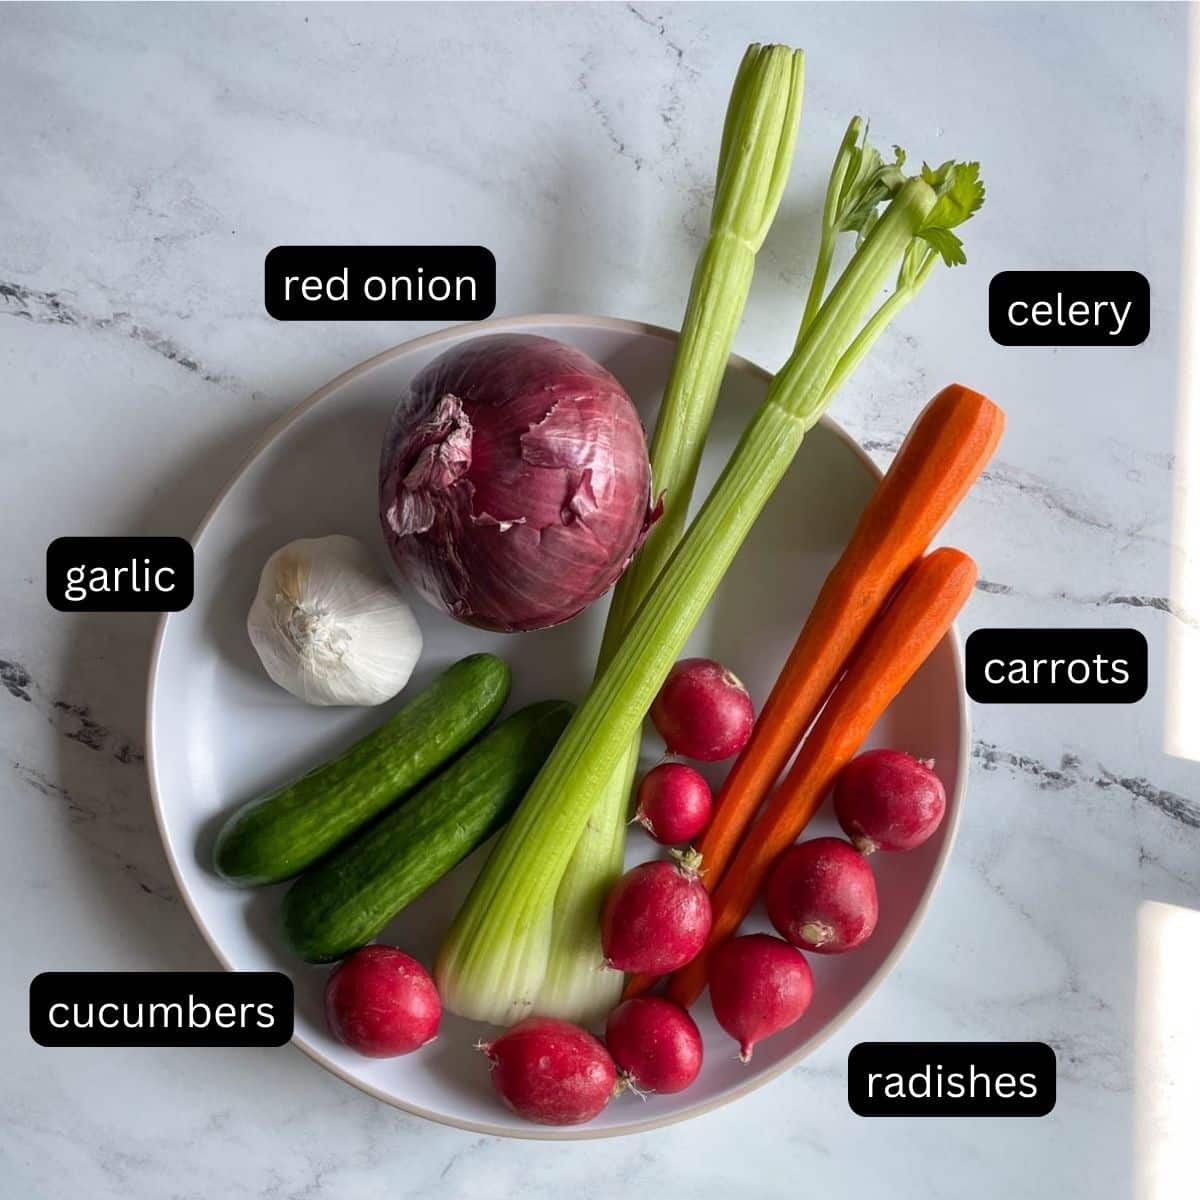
xmin=248 ymin=535 xmax=422 ymax=707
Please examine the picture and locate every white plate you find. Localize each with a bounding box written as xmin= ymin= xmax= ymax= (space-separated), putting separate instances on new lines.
xmin=147 ymin=314 xmax=968 ymax=1140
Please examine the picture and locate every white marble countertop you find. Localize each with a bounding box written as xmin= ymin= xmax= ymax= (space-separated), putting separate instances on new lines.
xmin=2 ymin=2 xmax=1196 ymax=1197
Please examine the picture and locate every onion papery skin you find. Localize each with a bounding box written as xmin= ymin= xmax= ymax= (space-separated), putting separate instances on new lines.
xmin=379 ymin=334 xmax=654 ymax=633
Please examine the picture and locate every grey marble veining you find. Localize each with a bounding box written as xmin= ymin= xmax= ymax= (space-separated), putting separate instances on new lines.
xmin=1 ymin=3 xmax=1196 ymax=1197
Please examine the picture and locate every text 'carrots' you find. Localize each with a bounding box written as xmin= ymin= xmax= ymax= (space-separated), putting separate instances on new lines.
xmin=666 ymin=545 xmax=978 ymax=1008
xmin=623 ymin=383 xmax=1002 ymax=1002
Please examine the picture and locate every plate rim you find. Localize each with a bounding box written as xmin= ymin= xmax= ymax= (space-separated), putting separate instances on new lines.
xmin=145 ymin=312 xmax=970 ymax=1141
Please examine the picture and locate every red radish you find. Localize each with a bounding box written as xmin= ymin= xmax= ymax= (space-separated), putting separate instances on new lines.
xmin=834 ymin=748 xmax=947 ymax=854
xmin=649 ymin=658 xmax=755 ymax=761
xmin=324 ymin=945 xmax=440 ymax=1057
xmin=709 ymin=934 xmax=813 ymax=1062
xmin=480 ymin=1016 xmax=616 ymax=1125
xmin=634 ymin=762 xmax=712 ymax=844
xmin=601 ymin=848 xmax=712 ymax=973
xmin=765 ymin=837 xmax=878 ymax=953
xmin=605 ymin=997 xmax=703 ymax=1094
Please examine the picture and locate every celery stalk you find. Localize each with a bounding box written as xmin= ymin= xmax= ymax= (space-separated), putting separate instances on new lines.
xmin=799 ymin=118 xmax=862 ymax=338
xmin=439 ymin=183 xmax=923 ymax=1024
xmin=820 ymin=243 xmax=938 ymax=401
xmin=533 ymin=44 xmax=806 ymax=1025
xmin=438 ymin=132 xmax=985 ymax=1026
xmin=799 ymin=118 xmax=910 ymax=346
xmin=534 ymin=749 xmax=634 ymax=1023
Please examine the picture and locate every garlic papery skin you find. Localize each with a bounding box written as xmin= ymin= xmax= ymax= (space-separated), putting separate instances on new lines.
xmin=247 ymin=535 xmax=422 ymax=707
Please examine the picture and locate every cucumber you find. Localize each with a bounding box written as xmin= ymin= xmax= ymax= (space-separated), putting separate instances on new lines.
xmin=281 ymin=699 xmax=572 ymax=963
xmin=213 ymin=654 xmax=511 ymax=886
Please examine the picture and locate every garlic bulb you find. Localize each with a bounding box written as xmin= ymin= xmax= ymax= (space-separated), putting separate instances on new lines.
xmin=247 ymin=535 xmax=422 ymax=707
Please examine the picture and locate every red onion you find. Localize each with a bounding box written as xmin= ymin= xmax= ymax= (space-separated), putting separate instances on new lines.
xmin=379 ymin=334 xmax=655 ymax=632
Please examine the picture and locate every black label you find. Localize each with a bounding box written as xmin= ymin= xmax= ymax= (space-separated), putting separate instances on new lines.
xmin=989 ymin=271 xmax=1149 ymax=345
xmin=265 ymin=245 xmax=496 ymax=320
xmin=46 ymin=537 xmax=193 ymax=612
xmin=30 ymin=972 xmax=293 ymax=1047
xmin=848 ymin=1042 xmax=1056 ymax=1116
xmin=966 ymin=628 xmax=1147 ymax=703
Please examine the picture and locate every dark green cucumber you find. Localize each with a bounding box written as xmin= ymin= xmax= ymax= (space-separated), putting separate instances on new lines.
xmin=213 ymin=654 xmax=511 ymax=886
xmin=281 ymin=699 xmax=572 ymax=963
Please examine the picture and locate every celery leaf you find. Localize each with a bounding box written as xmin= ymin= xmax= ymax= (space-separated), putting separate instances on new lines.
xmin=835 ymin=125 xmax=908 ymax=238
xmin=916 ymin=226 xmax=967 ymax=267
xmin=916 ymin=160 xmax=985 ymax=266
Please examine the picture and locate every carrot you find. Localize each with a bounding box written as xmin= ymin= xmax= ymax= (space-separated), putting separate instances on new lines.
xmin=703 ymin=384 xmax=999 ymax=882
xmin=665 ymin=545 xmax=978 ymax=1008
xmin=622 ymin=383 xmax=1001 ymax=1002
